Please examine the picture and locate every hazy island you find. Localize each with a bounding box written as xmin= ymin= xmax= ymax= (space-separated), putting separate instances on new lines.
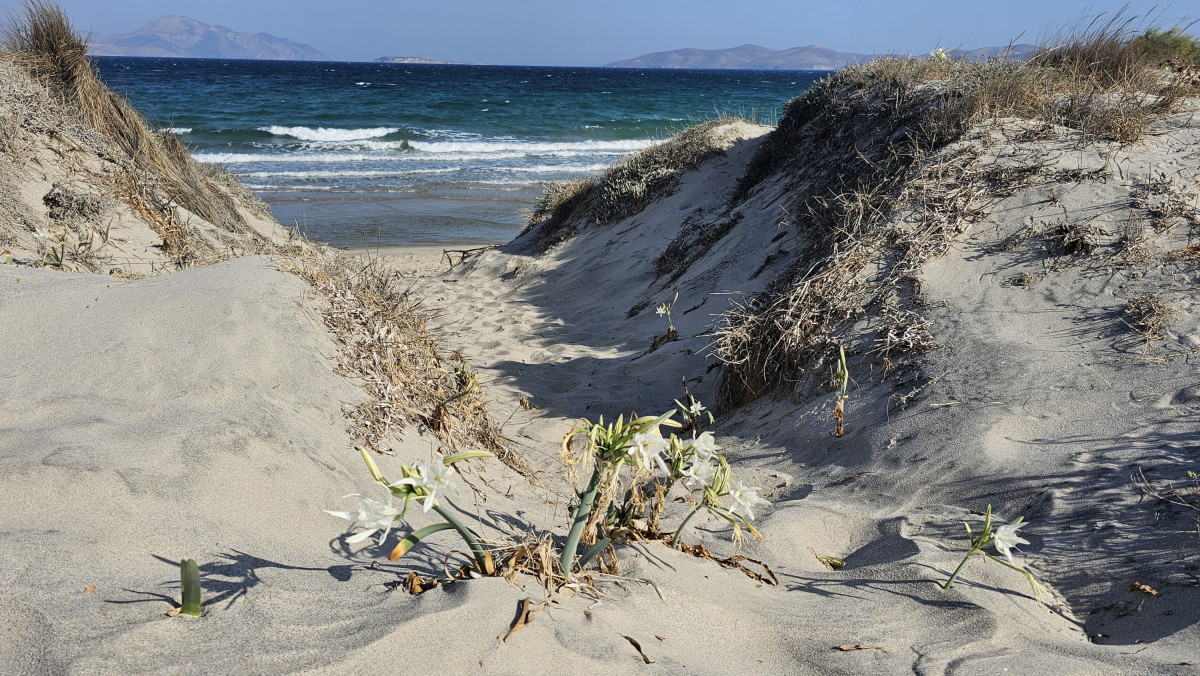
xmin=88 ymin=15 xmax=327 ymax=60
xmin=606 ymin=42 xmax=1038 ymax=69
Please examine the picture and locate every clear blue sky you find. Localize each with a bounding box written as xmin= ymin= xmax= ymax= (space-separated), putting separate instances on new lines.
xmin=1 ymin=0 xmax=1191 ymax=64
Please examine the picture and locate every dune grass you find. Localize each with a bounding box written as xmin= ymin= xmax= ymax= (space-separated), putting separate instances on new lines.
xmin=523 ymin=116 xmax=743 ymax=254
xmin=1 ymin=0 xmax=260 ymax=261
xmin=716 ymin=13 xmax=1200 ymax=410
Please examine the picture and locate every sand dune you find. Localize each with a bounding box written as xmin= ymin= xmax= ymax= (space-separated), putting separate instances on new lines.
xmin=3 ymin=29 xmax=1200 ymax=673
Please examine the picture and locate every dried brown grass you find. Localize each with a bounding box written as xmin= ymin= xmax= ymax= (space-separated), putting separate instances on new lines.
xmin=522 ymin=117 xmax=740 ymax=254
xmin=278 ymin=246 xmax=515 ymax=470
xmin=714 ymin=13 xmax=1200 ymax=410
xmin=1 ymin=1 xmax=258 ymax=244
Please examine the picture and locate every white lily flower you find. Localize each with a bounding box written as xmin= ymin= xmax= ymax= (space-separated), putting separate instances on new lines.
xmin=394 ymin=457 xmax=461 ymax=512
xmin=630 ymin=432 xmax=669 ymax=474
xmin=34 ymin=229 xmax=50 ymax=241
xmin=688 ymin=400 xmax=706 ymax=416
xmin=656 ymin=304 xmax=668 ymax=317
xmin=992 ymin=521 xmax=1030 ymax=563
xmin=728 ymin=483 xmax=769 ymax=520
xmin=680 ymin=458 xmax=716 ymax=488
xmin=325 ymin=489 xmax=399 ymax=545
xmin=691 ymin=431 xmax=719 ymax=461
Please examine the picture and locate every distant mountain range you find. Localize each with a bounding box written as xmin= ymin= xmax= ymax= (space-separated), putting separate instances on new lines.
xmin=88 ymin=16 xmax=327 ymax=61
xmin=606 ymin=43 xmax=1038 ymax=70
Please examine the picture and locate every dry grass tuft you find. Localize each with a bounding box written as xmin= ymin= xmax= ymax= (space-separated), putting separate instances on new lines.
xmin=278 ymin=246 xmax=516 ymax=470
xmin=520 ymin=178 xmax=595 ymax=252
xmin=1123 ymin=292 xmax=1174 ymax=342
xmin=1046 ymin=220 xmax=1101 ymax=256
xmin=1 ymin=1 xmax=262 ymax=256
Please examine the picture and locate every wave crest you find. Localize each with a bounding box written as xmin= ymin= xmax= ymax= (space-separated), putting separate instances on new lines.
xmin=260 ymin=126 xmax=400 ymax=142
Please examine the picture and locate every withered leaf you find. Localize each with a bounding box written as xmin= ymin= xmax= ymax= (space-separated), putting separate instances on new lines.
xmin=623 ymin=635 xmax=653 ymax=664
xmin=503 ymin=597 xmax=548 ymax=641
xmin=1130 ymin=581 xmax=1159 ymax=597
xmin=836 ymin=644 xmax=885 ymax=652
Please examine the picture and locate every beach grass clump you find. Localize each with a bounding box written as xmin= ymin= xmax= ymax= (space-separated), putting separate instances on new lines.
xmin=521 ymin=177 xmax=595 ymax=251
xmin=523 ymin=117 xmax=741 ymax=254
xmin=1123 ymin=292 xmax=1174 ymax=342
xmin=1 ymin=1 xmax=264 ymax=261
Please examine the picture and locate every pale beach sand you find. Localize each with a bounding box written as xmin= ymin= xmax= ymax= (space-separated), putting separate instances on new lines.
xmin=3 ymin=29 xmax=1200 ymax=674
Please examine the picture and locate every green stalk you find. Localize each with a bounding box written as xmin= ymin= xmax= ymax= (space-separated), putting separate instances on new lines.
xmin=942 ymin=546 xmax=980 ymax=589
xmin=560 ymin=465 xmax=604 ymax=575
xmin=180 ymin=559 xmax=202 ymax=617
xmin=432 ymin=503 xmax=490 ymax=573
xmin=671 ymin=503 xmax=707 ymax=549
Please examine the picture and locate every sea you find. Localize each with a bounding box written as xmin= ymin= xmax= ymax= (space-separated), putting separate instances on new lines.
xmin=93 ymin=58 xmax=823 ymax=248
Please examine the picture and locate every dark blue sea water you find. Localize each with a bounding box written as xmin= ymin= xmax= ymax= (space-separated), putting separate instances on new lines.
xmin=94 ymin=58 xmax=822 ymax=247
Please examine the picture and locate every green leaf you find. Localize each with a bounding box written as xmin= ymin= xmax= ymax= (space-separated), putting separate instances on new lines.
xmin=577 ymin=538 xmax=611 ymax=569
xmin=389 ymin=522 xmax=456 ymax=561
xmin=442 ymin=450 xmax=494 ymax=465
xmin=180 ymin=559 xmax=202 ymax=617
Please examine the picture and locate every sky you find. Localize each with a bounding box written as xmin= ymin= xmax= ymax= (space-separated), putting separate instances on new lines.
xmin=0 ymin=0 xmax=1192 ymax=65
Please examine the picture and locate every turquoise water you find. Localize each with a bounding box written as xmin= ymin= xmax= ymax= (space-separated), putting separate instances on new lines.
xmin=95 ymin=58 xmax=822 ymax=246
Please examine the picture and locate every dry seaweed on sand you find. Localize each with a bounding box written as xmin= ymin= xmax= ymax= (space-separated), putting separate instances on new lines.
xmin=278 ymin=246 xmax=516 ymax=469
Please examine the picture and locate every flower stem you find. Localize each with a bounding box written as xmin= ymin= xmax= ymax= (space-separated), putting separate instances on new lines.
xmin=560 ymin=465 xmax=603 ymax=576
xmin=671 ymin=503 xmax=706 ymax=549
xmin=942 ymin=546 xmax=979 ymax=589
xmin=433 ymin=503 xmax=490 ymax=573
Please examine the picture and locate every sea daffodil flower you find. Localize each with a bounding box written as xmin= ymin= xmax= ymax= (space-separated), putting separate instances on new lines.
xmin=630 ymin=432 xmax=669 ymax=474
xmin=691 ymin=431 xmax=719 ymax=461
xmin=728 ymin=482 xmax=769 ymax=520
xmin=992 ymin=520 xmax=1029 ymax=563
xmin=680 ymin=458 xmax=716 ymax=488
xmin=942 ymin=506 xmax=1042 ymax=603
xmin=394 ymin=458 xmax=460 ymax=511
xmin=325 ymin=490 xmax=399 ymax=545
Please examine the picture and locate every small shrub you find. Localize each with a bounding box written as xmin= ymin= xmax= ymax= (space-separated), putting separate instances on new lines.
xmin=1133 ymin=27 xmax=1200 ymax=66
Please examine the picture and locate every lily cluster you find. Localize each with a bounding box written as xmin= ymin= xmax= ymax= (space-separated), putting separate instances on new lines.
xmin=943 ymin=505 xmax=1043 ymax=603
xmin=559 ymin=405 xmax=769 ymax=577
xmin=326 ymin=448 xmax=495 ymax=573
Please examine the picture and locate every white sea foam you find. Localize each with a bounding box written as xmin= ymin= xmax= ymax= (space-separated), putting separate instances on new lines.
xmin=496 ymin=164 xmax=610 ymax=173
xmin=160 ymin=127 xmax=192 ymax=134
xmin=406 ymin=139 xmax=653 ymax=154
xmin=240 ymin=168 xmax=458 ymax=179
xmin=260 ymin=126 xmax=400 ymax=142
xmin=198 ymin=150 xmax=627 ymax=164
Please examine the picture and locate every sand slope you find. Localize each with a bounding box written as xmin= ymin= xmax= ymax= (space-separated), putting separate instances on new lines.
xmin=1 ymin=111 xmax=1199 ymax=674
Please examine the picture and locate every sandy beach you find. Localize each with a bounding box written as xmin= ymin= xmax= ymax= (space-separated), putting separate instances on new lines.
xmin=3 ymin=8 xmax=1200 ymax=673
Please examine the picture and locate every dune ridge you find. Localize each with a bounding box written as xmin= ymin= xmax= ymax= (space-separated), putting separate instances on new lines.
xmin=3 ymin=6 xmax=1200 ymax=674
